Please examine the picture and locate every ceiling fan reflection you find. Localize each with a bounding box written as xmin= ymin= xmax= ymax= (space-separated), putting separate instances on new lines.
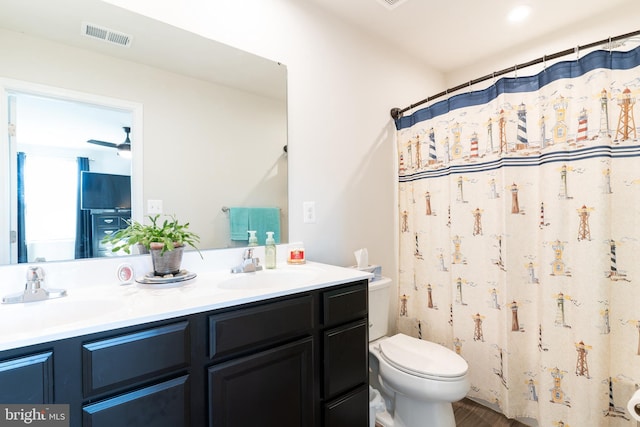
xmin=87 ymin=126 xmax=131 ymax=154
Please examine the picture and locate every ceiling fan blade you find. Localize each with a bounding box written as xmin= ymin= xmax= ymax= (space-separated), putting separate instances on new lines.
xmin=87 ymin=139 xmax=118 ymax=148
xmin=87 ymin=127 xmax=131 ymax=149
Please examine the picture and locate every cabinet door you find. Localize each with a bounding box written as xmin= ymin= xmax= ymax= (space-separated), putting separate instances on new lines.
xmin=208 ymin=338 xmax=313 ymax=427
xmin=0 ymin=351 xmax=53 ymax=403
xmin=82 ymin=375 xmax=189 ymax=427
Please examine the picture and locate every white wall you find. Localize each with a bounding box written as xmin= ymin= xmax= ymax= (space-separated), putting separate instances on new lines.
xmin=103 ymin=0 xmax=443 ymax=307
xmin=0 ymin=27 xmax=288 ymax=251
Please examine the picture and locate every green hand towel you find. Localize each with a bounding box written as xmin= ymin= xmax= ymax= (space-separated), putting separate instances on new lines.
xmin=248 ymin=208 xmax=281 ymax=245
xmin=229 ymin=207 xmax=249 ymax=241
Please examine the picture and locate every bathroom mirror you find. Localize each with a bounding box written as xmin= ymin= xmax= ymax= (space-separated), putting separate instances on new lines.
xmin=0 ymin=0 xmax=288 ymax=264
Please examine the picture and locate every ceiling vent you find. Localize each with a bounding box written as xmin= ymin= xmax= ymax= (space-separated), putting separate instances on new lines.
xmin=376 ymin=0 xmax=409 ymax=10
xmin=82 ymin=22 xmax=132 ymax=47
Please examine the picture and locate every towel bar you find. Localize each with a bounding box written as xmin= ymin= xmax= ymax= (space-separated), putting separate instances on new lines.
xmin=222 ymin=206 xmax=282 ymax=213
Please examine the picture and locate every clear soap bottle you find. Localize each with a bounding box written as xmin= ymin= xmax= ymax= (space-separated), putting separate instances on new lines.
xmin=248 ymin=230 xmax=258 ymax=247
xmin=265 ymin=231 xmax=276 ymax=269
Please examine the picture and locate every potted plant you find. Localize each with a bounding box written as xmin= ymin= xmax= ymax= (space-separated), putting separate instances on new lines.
xmin=103 ymin=214 xmax=201 ymax=276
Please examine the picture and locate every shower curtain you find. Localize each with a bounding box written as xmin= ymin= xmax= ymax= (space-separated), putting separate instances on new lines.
xmin=395 ymin=46 xmax=640 ymax=426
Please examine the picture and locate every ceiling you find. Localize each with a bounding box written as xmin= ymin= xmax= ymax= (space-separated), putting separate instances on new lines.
xmin=307 ymin=0 xmax=636 ymax=73
xmin=2 ymin=0 xmax=632 ymax=86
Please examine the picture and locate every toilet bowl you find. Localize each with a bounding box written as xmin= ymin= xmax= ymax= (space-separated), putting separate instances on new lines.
xmin=368 ymin=278 xmax=470 ymax=427
xmin=370 ymin=334 xmax=469 ymax=427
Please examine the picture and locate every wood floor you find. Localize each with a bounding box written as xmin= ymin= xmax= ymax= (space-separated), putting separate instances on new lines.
xmin=373 ymin=397 xmax=532 ymax=426
xmin=453 ymin=398 xmax=529 ymax=427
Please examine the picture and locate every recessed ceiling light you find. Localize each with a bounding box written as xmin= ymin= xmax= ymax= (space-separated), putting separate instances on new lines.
xmin=376 ymin=0 xmax=409 ymax=10
xmin=507 ymin=5 xmax=531 ymax=23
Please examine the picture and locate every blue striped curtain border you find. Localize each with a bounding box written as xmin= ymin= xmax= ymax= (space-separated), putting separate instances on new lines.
xmin=395 ymin=45 xmax=640 ymax=131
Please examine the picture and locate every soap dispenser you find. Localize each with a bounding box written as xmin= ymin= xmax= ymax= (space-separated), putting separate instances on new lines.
xmin=265 ymin=231 xmax=276 ymax=269
xmin=248 ymin=230 xmax=258 ymax=247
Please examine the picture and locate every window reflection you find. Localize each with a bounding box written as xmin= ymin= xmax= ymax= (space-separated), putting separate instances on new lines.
xmin=23 ymin=155 xmax=77 ymax=261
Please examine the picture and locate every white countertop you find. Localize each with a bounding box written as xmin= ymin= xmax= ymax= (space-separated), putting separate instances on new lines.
xmin=0 ymin=246 xmax=372 ymax=352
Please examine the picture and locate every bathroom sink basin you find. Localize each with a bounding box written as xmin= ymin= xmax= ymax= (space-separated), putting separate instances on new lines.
xmin=1 ymin=296 xmax=124 ymax=331
xmin=216 ymin=266 xmax=321 ymax=290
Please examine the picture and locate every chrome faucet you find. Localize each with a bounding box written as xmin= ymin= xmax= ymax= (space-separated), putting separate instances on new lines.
xmin=230 ymin=248 xmax=262 ymax=273
xmin=2 ymin=266 xmax=67 ymax=304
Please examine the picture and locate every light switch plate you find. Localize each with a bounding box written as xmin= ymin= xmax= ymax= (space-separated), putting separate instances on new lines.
xmin=303 ymin=201 xmax=316 ymax=223
xmin=147 ymin=199 xmax=163 ymax=214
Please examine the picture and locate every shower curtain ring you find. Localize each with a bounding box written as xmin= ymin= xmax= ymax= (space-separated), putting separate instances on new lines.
xmin=575 ymin=45 xmax=579 ymax=60
xmin=543 ymin=55 xmax=547 ymax=71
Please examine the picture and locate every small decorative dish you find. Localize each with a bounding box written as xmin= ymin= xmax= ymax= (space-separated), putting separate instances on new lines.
xmin=135 ymin=270 xmax=197 ymax=285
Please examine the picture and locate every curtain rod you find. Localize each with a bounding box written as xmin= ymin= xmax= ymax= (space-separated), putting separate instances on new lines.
xmin=390 ymin=29 xmax=640 ymax=121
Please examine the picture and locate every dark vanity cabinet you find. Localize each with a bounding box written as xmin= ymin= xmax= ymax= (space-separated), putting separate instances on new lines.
xmin=207 ymin=295 xmax=315 ymax=426
xmin=91 ymin=211 xmax=131 ymax=257
xmin=321 ymin=283 xmax=369 ymax=427
xmin=0 ymin=279 xmax=368 ymax=427
xmin=205 ymin=279 xmax=369 ymax=427
xmin=81 ymin=321 xmax=191 ymax=426
xmin=0 ymin=320 xmax=192 ymax=427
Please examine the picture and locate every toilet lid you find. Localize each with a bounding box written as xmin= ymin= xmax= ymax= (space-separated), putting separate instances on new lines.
xmin=379 ymin=334 xmax=468 ymax=380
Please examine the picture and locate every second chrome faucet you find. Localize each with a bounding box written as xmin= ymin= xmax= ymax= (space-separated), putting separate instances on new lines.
xmin=230 ymin=248 xmax=262 ymax=274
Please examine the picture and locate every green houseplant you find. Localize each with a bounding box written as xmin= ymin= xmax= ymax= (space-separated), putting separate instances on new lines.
xmin=102 ymin=214 xmax=201 ymax=276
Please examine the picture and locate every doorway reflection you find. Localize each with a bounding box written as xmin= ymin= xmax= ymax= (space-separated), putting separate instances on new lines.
xmin=11 ymin=92 xmax=132 ymax=263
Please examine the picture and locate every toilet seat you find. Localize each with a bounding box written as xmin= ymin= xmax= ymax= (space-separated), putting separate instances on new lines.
xmin=378 ymin=334 xmax=467 ymax=382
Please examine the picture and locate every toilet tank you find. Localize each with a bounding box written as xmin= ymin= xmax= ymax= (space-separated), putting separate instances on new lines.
xmin=369 ymin=277 xmax=391 ymax=341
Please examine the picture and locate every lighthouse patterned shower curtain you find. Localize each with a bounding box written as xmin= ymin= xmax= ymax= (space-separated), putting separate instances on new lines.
xmin=395 ymin=46 xmax=640 ymax=426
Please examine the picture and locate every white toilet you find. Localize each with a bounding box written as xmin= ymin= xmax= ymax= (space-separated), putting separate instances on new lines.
xmin=369 ymin=277 xmax=470 ymax=427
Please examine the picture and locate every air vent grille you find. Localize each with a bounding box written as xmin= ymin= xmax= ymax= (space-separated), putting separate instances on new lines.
xmin=376 ymin=0 xmax=409 ymax=10
xmin=82 ymin=22 xmax=132 ymax=47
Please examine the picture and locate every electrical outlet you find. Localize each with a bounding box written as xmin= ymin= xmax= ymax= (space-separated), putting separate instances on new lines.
xmin=303 ymin=201 xmax=316 ymax=224
xmin=147 ymin=199 xmax=163 ymax=214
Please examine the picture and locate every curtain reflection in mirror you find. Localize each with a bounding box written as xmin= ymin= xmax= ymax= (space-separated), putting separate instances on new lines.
xmin=16 ymin=152 xmax=26 ymax=263
xmin=75 ymin=157 xmax=91 ymax=259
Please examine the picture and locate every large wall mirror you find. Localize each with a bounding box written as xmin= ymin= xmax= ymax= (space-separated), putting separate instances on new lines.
xmin=0 ymin=0 xmax=288 ymax=265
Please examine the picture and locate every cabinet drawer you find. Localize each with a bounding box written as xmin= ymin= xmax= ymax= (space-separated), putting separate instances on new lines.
xmin=94 ymin=216 xmax=123 ymax=228
xmin=83 ymin=374 xmax=189 ymax=427
xmin=322 ymin=281 xmax=367 ymax=327
xmin=209 ymin=295 xmax=313 ymax=360
xmin=323 ymin=319 xmax=368 ymax=399
xmin=82 ymin=321 xmax=189 ymax=396
xmin=95 ymin=228 xmax=120 ymax=249
xmin=0 ymin=351 xmax=53 ymax=404
xmin=323 ymin=384 xmax=369 ymax=427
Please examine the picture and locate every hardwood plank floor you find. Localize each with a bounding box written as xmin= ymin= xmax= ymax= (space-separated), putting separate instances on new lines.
xmin=373 ymin=397 xmax=531 ymax=426
xmin=453 ymin=398 xmax=529 ymax=427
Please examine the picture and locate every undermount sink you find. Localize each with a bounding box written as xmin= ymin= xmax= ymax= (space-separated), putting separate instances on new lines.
xmin=0 ymin=296 xmax=124 ymax=331
xmin=217 ymin=265 xmax=321 ymax=290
